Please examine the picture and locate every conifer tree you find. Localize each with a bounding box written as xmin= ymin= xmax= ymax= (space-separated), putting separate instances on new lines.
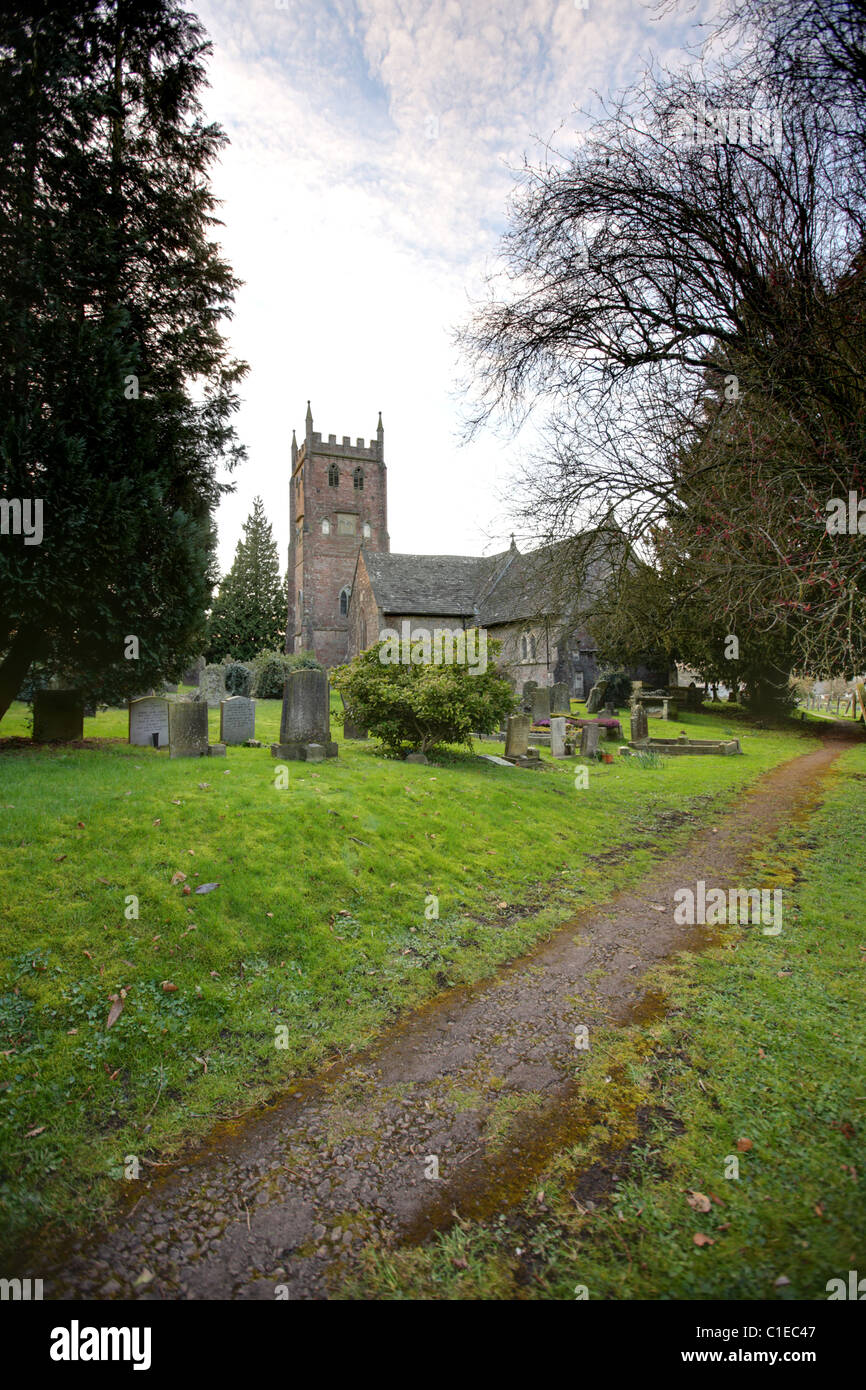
xmin=206 ymin=498 xmax=285 ymax=659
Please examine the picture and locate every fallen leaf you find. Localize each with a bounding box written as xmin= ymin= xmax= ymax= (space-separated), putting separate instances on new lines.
xmin=152 ymin=818 xmax=161 ymax=827
xmin=693 ymin=1233 xmax=714 ymax=1247
xmin=650 ymin=903 xmax=667 ymax=912
xmin=161 ymin=981 xmax=178 ymax=992
xmin=182 ymin=885 xmax=191 ymax=896
xmin=497 ymin=901 xmax=508 ymax=910
xmin=686 ymin=1190 xmax=712 ymax=1213
xmin=54 ymin=854 xmax=67 ymax=863
xmin=97 ymin=876 xmax=111 ymax=884
xmin=198 ymin=783 xmax=210 ymax=790
xmin=195 ymin=882 xmax=219 ymax=894
xmin=82 ymin=950 xmax=93 ymax=960
xmin=106 ymin=992 xmax=125 ymax=1029
xmin=736 ymin=1138 xmax=753 ymax=1152
xmin=67 ymin=1028 xmax=78 ymax=1035
xmin=814 ymin=1204 xmax=824 ymax=1217
xmin=774 ymin=1275 xmax=791 ymax=1287
xmin=133 ymin=1270 xmax=154 ymax=1287
xmin=170 ymin=871 xmax=187 ymax=886
xmin=26 ymin=1125 xmax=46 ymax=1138
xmin=77 ymin=821 xmax=85 ymax=828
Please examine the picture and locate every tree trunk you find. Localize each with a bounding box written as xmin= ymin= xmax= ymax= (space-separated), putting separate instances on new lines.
xmin=0 ymin=624 xmax=41 ymax=724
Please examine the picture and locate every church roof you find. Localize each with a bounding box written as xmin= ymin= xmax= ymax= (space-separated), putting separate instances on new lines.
xmin=363 ymin=551 xmax=509 ymax=616
xmin=360 ymin=531 xmax=617 ymax=626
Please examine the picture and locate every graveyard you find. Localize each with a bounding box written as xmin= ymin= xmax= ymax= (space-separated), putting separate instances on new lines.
xmin=1 ymin=683 xmax=864 ymax=1298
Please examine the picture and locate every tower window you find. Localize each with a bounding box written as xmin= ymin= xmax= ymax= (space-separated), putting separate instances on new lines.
xmin=328 ymin=463 xmax=339 ymax=487
xmin=321 ymin=519 xmax=330 ymax=535
xmin=520 ymin=635 xmax=528 ymax=661
xmin=353 ymin=466 xmax=364 ymax=490
xmin=339 ymin=586 xmax=351 ymax=617
xmin=363 ymin=521 xmax=371 ymax=539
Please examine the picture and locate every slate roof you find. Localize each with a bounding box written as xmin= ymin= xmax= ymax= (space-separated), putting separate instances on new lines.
xmin=362 ymin=551 xmax=510 ymax=616
xmin=362 ymin=530 xmax=620 ymax=626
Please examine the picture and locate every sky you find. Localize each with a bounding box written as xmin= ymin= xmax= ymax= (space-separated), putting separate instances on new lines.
xmin=193 ymin=0 xmax=721 ymax=574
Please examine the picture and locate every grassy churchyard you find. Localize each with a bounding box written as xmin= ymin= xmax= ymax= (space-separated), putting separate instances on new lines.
xmin=2 ymin=692 xmax=863 ymax=1305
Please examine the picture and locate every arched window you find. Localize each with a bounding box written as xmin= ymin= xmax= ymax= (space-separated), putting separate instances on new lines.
xmin=353 ymin=466 xmax=364 ymax=490
xmin=339 ymin=586 xmax=350 ymax=617
xmin=321 ymin=518 xmax=330 ymax=535
xmin=328 ymin=463 xmax=339 ymax=487
xmin=362 ymin=521 xmax=371 ymax=539
xmin=529 ymin=634 xmax=537 ymax=660
xmin=520 ymin=635 xmax=528 ymax=661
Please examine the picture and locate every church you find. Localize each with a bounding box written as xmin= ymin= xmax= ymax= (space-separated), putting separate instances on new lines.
xmin=284 ymin=404 xmax=614 ymax=697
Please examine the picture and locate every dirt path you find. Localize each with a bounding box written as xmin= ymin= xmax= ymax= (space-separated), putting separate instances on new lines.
xmin=37 ymin=740 xmax=846 ymax=1300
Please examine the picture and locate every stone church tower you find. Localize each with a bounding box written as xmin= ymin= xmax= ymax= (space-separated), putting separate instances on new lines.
xmin=285 ymin=402 xmax=389 ymax=668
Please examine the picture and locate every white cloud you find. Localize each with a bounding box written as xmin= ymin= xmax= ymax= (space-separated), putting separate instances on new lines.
xmin=192 ymin=0 xmax=721 ymax=572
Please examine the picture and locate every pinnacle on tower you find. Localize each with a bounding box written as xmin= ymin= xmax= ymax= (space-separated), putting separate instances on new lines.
xmin=376 ymin=410 xmax=384 ymax=462
xmin=291 ymin=428 xmax=298 ymax=465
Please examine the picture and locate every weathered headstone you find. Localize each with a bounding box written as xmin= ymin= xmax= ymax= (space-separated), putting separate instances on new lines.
xmin=168 ymin=700 xmax=209 ymax=759
xmin=182 ymin=657 xmax=205 ymax=687
xmin=271 ymin=669 xmax=338 ymax=760
xmin=404 ymin=752 xmax=427 ymax=764
xmin=198 ymin=664 xmax=227 ymax=709
xmin=343 ymin=717 xmax=368 ymax=739
xmin=585 ymin=680 xmax=607 ymax=714
xmin=630 ymin=702 xmax=649 ymax=744
xmin=520 ymin=679 xmax=538 ymax=712
xmin=580 ymin=722 xmax=601 ymax=757
xmin=129 ymin=696 xmax=170 ymax=748
xmin=504 ymin=714 xmax=531 ymax=760
xmin=33 ymin=690 xmax=84 ymax=742
xmin=550 ymin=716 xmax=567 ymax=758
xmin=531 ymin=687 xmax=551 ymax=723
xmin=219 ymin=696 xmax=255 ymax=746
xmin=551 ymin=682 xmax=570 ymax=714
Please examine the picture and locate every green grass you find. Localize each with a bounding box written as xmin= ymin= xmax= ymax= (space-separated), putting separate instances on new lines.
xmin=349 ymin=743 xmax=866 ymax=1300
xmin=0 ymin=696 xmax=832 ymax=1256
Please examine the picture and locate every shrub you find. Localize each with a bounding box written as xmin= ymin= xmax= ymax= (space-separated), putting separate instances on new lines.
xmin=602 ymin=671 xmax=633 ymax=706
xmin=251 ymin=649 xmax=322 ymax=699
xmin=224 ymin=661 xmax=253 ymax=697
xmin=331 ymin=633 xmax=516 ymax=756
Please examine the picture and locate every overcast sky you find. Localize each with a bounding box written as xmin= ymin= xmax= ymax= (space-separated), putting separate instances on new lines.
xmin=193 ymin=0 xmax=720 ymax=574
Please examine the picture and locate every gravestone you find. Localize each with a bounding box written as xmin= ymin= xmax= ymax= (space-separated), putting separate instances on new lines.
xmin=580 ymin=722 xmax=601 ymax=757
xmin=504 ymin=714 xmax=531 ymax=760
xmin=163 ymin=682 xmax=179 ymax=695
xmin=585 ymin=680 xmax=607 ymax=714
xmin=182 ymin=657 xmax=205 ymax=687
xmin=271 ymin=668 xmax=338 ymax=760
xmin=551 ymin=682 xmax=570 ymax=714
xmin=550 ymin=716 xmax=567 ymax=758
xmin=520 ymin=679 xmax=538 ymax=712
xmin=219 ymin=696 xmax=255 ymax=746
xmin=531 ymin=687 xmax=551 ymax=723
xmin=129 ymin=696 xmax=170 ymax=748
xmin=686 ymin=682 xmax=703 ymax=710
xmin=630 ymin=702 xmax=649 ymax=744
xmin=343 ymin=716 xmax=368 ymax=739
xmin=168 ymin=700 xmax=209 ymax=759
xmin=33 ymin=690 xmax=84 ymax=742
xmin=198 ymin=664 xmax=227 ymax=709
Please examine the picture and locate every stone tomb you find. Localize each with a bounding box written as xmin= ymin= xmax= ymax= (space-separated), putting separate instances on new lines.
xmin=168 ymin=700 xmax=209 ymax=759
xmin=129 ymin=696 xmax=170 ymax=748
xmin=271 ymin=669 xmax=338 ymax=760
xmin=551 ymin=682 xmax=571 ymax=714
xmin=33 ymin=690 xmax=84 ymax=742
xmin=219 ymin=696 xmax=255 ymax=746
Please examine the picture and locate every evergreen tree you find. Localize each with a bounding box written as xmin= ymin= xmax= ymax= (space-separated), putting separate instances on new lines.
xmin=206 ymin=498 xmax=285 ymax=659
xmin=0 ymin=2 xmax=247 ymax=720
